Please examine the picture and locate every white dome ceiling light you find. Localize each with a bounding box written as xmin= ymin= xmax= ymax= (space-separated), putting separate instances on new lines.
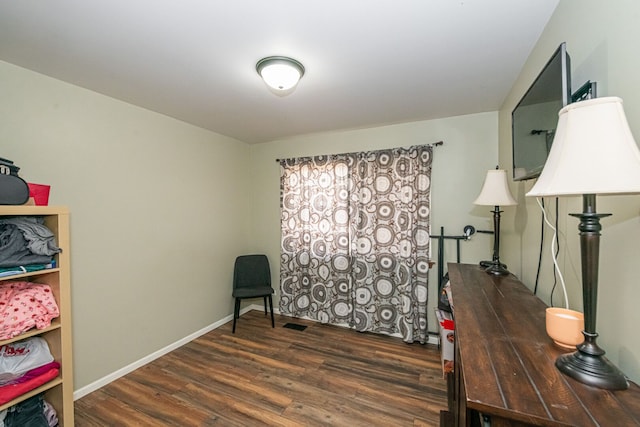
xmin=256 ymin=56 xmax=305 ymax=96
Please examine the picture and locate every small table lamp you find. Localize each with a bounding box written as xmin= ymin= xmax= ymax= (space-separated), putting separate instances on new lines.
xmin=474 ymin=168 xmax=517 ymax=276
xmin=527 ymin=96 xmax=640 ymax=390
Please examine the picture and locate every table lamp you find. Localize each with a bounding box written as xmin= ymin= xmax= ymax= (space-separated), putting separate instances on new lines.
xmin=527 ymin=96 xmax=640 ymax=390
xmin=474 ymin=168 xmax=517 ymax=276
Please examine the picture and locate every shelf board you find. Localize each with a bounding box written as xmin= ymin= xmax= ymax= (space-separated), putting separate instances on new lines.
xmin=0 ymin=320 xmax=62 ymax=346
xmin=0 ymin=268 xmax=60 ymax=282
xmin=0 ymin=206 xmax=68 ymax=215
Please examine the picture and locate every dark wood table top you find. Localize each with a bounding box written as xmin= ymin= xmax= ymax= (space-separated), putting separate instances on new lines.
xmin=448 ymin=263 xmax=640 ymax=426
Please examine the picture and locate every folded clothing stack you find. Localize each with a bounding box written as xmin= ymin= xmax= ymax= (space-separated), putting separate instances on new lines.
xmin=0 ymin=282 xmax=60 ymax=340
xmin=0 ymin=337 xmax=60 ymax=405
xmin=0 ymin=217 xmax=61 ymax=269
xmin=0 ymin=337 xmax=60 ymax=424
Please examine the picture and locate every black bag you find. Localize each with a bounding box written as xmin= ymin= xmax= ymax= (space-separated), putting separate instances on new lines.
xmin=438 ymin=272 xmax=452 ymax=313
xmin=0 ymin=157 xmax=29 ymax=205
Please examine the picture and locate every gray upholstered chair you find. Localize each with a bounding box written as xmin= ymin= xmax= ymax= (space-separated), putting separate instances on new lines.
xmin=232 ymin=254 xmax=275 ymax=333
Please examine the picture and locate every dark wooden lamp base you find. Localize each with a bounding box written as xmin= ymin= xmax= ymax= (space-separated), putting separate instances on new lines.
xmin=557 ymin=332 xmax=628 ymax=390
xmin=558 ymin=194 xmax=628 ymax=390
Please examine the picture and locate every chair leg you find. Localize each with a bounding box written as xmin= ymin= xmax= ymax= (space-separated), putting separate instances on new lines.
xmin=268 ymin=295 xmax=274 ymax=328
xmin=233 ymin=298 xmax=241 ymax=333
xmin=263 ymin=296 xmax=268 ymax=315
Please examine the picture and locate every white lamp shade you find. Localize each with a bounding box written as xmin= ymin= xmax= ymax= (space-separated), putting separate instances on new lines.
xmin=527 ymin=97 xmax=640 ymax=197
xmin=260 ymin=63 xmax=301 ymax=90
xmin=256 ymin=56 xmax=305 ymax=93
xmin=474 ymin=169 xmax=517 ymax=206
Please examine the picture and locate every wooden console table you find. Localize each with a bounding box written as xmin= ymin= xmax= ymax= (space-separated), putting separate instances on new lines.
xmin=442 ymin=263 xmax=640 ymax=426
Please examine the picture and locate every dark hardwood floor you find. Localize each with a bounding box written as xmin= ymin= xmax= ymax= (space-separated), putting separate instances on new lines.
xmin=75 ymin=310 xmax=447 ymax=426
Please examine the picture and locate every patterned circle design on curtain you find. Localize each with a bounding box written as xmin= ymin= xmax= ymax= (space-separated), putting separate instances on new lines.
xmin=337 ymin=188 xmax=349 ymax=201
xmin=396 ymin=210 xmax=410 ymax=231
xmin=416 ymin=173 xmax=431 ymax=193
xmin=374 ymin=174 xmax=393 ymax=195
xmin=355 ymin=287 xmax=372 ymax=305
xmin=314 ymin=310 xmax=327 ymax=323
xmin=336 ymin=232 xmax=350 ymax=250
xmin=318 ymin=218 xmax=332 ymax=235
xmin=416 ymin=256 xmax=431 ymax=276
xmin=334 ymin=207 xmax=350 ymax=225
xmin=358 ymin=187 xmax=373 ymax=204
xmin=417 ymin=201 xmax=430 ymax=219
xmin=294 ymin=294 xmax=310 ymax=310
xmin=279 ymin=145 xmax=432 ymax=343
xmin=312 ymin=193 xmax=329 ymax=211
xmin=281 ymin=276 xmax=297 ymax=294
xmin=375 ymin=150 xmax=393 ymax=167
xmin=395 ymin=157 xmax=412 ymax=178
xmin=301 ymin=232 xmax=311 ymax=245
xmin=336 ymin=279 xmax=350 ymax=296
xmin=283 ymin=193 xmax=297 ymax=210
xmin=377 ymin=201 xmax=395 ymax=220
xmin=300 ymin=274 xmax=312 ymax=289
xmin=331 ymin=300 xmax=352 ymax=320
xmin=413 ymin=281 xmax=428 ymax=303
xmin=331 ymin=254 xmax=351 ymax=272
xmin=419 ymin=148 xmax=431 ymax=163
xmin=334 ymin=161 xmax=349 ymax=178
xmin=299 ymin=207 xmax=310 ymax=223
xmin=398 ymin=264 xmax=411 ymax=285
xmin=312 ymin=284 xmax=327 ymax=304
xmin=399 ymin=185 xmax=414 ymax=203
xmin=318 ymin=172 xmax=332 ymax=188
xmin=374 ymin=225 xmax=394 ymax=247
xmin=312 ymin=240 xmax=326 ymax=258
xmin=413 ymin=226 xmax=430 ymax=249
xmin=353 ymin=309 xmax=369 ymax=331
xmin=376 ymin=254 xmax=397 ymax=272
xmin=353 ymin=259 xmax=369 ymax=281
xmin=356 ymin=236 xmax=372 ymax=254
xmin=318 ymin=264 xmax=330 ymax=281
xmin=356 ymin=210 xmax=369 ymax=231
xmin=399 ymin=239 xmax=413 ymax=258
xmin=374 ymin=277 xmax=395 ymax=297
xmin=282 ymin=236 xmax=297 ymax=252
xmin=296 ymin=251 xmax=311 ymax=267
xmin=378 ymin=304 xmax=398 ymax=323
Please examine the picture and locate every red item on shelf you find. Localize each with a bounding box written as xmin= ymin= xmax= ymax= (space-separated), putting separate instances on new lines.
xmin=0 ymin=367 xmax=59 ymax=405
xmin=27 ymin=183 xmax=50 ymax=206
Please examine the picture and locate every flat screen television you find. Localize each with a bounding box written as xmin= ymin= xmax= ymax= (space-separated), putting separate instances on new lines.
xmin=512 ymin=42 xmax=571 ymax=181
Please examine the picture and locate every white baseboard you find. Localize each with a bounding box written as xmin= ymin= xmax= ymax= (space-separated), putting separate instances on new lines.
xmin=73 ymin=305 xmax=259 ymax=400
xmin=74 ymin=304 xmax=437 ymax=399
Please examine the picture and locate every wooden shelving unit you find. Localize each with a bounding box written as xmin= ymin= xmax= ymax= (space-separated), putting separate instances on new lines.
xmin=0 ymin=206 xmax=73 ymax=425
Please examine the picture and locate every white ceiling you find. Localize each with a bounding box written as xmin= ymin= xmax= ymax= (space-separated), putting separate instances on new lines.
xmin=0 ymin=1 xmax=559 ymax=144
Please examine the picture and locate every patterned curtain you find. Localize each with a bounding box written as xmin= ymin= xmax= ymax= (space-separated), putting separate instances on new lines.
xmin=279 ymin=145 xmax=432 ymax=343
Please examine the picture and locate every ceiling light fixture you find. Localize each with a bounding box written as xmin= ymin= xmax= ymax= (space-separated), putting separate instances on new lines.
xmin=256 ymin=56 xmax=305 ymax=96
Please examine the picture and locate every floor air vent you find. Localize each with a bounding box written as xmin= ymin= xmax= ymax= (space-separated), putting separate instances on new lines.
xmin=283 ymin=323 xmax=307 ymax=331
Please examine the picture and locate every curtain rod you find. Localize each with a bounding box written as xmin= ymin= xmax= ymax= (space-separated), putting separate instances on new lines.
xmin=275 ymin=141 xmax=444 ymax=162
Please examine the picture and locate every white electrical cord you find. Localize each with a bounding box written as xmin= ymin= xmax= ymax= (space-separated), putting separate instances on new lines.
xmin=535 ymin=197 xmax=569 ymax=309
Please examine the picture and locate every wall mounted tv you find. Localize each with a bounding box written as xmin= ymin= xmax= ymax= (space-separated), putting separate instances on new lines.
xmin=512 ymin=42 xmax=571 ymax=181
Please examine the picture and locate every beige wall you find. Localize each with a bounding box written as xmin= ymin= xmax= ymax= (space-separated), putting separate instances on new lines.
xmin=0 ymin=60 xmax=252 ymax=390
xmin=500 ymin=0 xmax=640 ymax=382
xmin=1 ymin=58 xmax=499 ymax=392
xmin=249 ymin=112 xmax=500 ymax=332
